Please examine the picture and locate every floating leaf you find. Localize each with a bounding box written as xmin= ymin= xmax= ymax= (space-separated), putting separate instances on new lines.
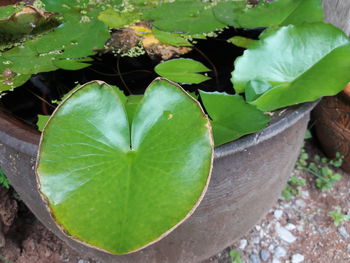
xmin=37 ymin=114 xmax=50 ymax=131
xmin=145 ymin=1 xmax=226 ymax=34
xmin=212 ymin=1 xmax=246 ymax=27
xmin=0 ymin=5 xmax=58 ymax=50
xmin=228 ymin=36 xmax=255 ymax=49
xmin=36 ymin=79 xmax=213 ymax=254
xmin=236 ymin=0 xmax=324 ymax=28
xmin=233 ymin=23 xmax=350 ymax=111
xmin=98 ymin=8 xmax=140 ymax=28
xmin=152 ymin=28 xmax=192 ymax=47
xmin=214 ymin=0 xmax=323 ymax=29
xmin=0 ymin=13 xmax=109 ymax=92
xmin=199 ymin=90 xmax=270 ymax=146
xmin=155 ymin=58 xmax=211 ymax=84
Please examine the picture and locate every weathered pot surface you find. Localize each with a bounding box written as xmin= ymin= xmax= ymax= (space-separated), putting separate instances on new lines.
xmin=313 ymin=91 xmax=350 ymax=173
xmin=0 ymin=101 xmax=316 ymax=263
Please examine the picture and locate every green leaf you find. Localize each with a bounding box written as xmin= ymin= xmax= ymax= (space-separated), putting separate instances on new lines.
xmin=0 ymin=65 xmax=30 ymax=93
xmin=232 ymin=23 xmax=350 ymax=111
xmin=155 ymin=58 xmax=211 ymax=84
xmin=212 ymin=1 xmax=247 ymax=27
xmin=199 ymin=91 xmax=270 ymax=146
xmin=145 ymin=1 xmax=226 ymax=34
xmin=245 ymin=80 xmax=273 ymax=102
xmin=237 ymin=0 xmax=324 ymax=28
xmin=0 ymin=168 xmax=10 ymax=189
xmin=152 ymin=27 xmax=192 ymax=47
xmin=98 ymin=8 xmax=140 ymax=28
xmin=228 ymin=36 xmax=255 ymax=49
xmin=37 ymin=114 xmax=50 ymax=131
xmin=125 ymin=94 xmax=143 ymax=123
xmin=0 ymin=6 xmax=18 ymax=20
xmin=229 ymin=249 xmax=243 ymax=263
xmin=0 ymin=16 xmax=109 ymax=92
xmin=0 ymin=5 xmax=59 ymax=51
xmin=214 ymin=0 xmax=324 ymax=28
xmin=36 ymin=79 xmax=213 ymax=254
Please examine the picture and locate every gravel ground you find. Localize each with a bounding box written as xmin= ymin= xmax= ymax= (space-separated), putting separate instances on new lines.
xmin=0 ymin=140 xmax=349 ymax=263
xmin=203 ymin=141 xmax=350 ymax=263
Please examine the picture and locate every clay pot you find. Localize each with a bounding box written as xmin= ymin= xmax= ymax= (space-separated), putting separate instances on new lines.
xmin=313 ymin=91 xmax=350 ymax=173
xmin=0 ymin=102 xmax=316 ymax=263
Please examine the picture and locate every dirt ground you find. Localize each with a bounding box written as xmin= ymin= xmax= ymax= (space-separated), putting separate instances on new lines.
xmin=0 ymin=140 xmax=349 ymax=263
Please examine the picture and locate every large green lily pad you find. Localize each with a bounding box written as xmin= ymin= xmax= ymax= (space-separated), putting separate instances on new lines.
xmin=36 ymin=79 xmax=213 ymax=254
xmin=232 ymin=23 xmax=350 ymax=111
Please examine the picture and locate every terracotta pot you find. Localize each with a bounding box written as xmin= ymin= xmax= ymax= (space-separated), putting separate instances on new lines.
xmin=0 ymin=102 xmax=316 ymax=263
xmin=313 ymin=91 xmax=350 ymax=173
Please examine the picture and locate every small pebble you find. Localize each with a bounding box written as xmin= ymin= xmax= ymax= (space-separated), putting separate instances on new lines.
xmin=268 ymin=244 xmax=275 ymax=251
xmin=239 ymin=239 xmax=248 ymax=250
xmin=292 ymin=253 xmax=304 ymax=263
xmin=249 ymin=253 xmax=261 ymax=263
xmin=338 ymin=226 xmax=350 ymax=239
xmin=260 ymin=229 xmax=265 ymax=238
xmin=296 ymin=225 xmax=304 ymax=232
xmin=276 ymin=224 xmax=297 ymax=243
xmin=301 ymin=191 xmax=309 ymax=198
xmin=260 ymin=249 xmax=270 ymax=262
xmin=274 ymin=246 xmax=287 ymax=258
xmin=256 ymin=225 xmax=262 ymax=231
xmin=77 ymin=260 xmax=85 ymax=263
xmin=252 ymin=236 xmax=260 ymax=244
xmin=295 ymin=199 xmax=306 ymax=208
xmin=274 ymin=210 xmax=283 ymax=220
xmin=285 ymin=223 xmax=296 ymax=231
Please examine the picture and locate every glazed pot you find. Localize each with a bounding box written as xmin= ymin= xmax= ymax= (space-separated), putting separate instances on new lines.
xmin=0 ymin=102 xmax=316 ymax=263
xmin=313 ymin=91 xmax=350 ymax=173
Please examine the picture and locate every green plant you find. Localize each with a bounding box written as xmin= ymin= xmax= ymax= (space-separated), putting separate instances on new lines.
xmin=296 ymin=150 xmax=343 ymax=191
xmin=1 ymin=0 xmax=350 ymax=256
xmin=282 ymin=175 xmax=306 ymax=199
xmin=0 ymin=168 xmax=10 ymax=189
xmin=329 ymin=206 xmax=350 ymax=227
xmin=229 ymin=249 xmax=243 ymax=263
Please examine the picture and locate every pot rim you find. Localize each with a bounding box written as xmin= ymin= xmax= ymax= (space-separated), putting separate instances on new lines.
xmin=0 ymin=101 xmax=318 ymax=159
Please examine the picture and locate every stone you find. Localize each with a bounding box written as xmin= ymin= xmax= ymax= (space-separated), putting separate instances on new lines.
xmin=259 ymin=229 xmax=265 ymax=238
xmin=292 ymin=254 xmax=304 ymax=263
xmin=274 ymin=210 xmax=283 ymax=220
xmin=301 ymin=191 xmax=309 ymax=198
xmin=252 ymin=236 xmax=260 ymax=244
xmin=295 ymin=200 xmax=306 ymax=208
xmin=285 ymin=223 xmax=296 ymax=231
xmin=276 ymin=224 xmax=297 ymax=243
xmin=274 ymin=246 xmax=287 ymax=258
xmin=338 ymin=226 xmax=350 ymax=239
xmin=260 ymin=249 xmax=270 ymax=261
xmin=250 ymin=253 xmax=261 ymax=263
xmin=239 ymin=239 xmax=248 ymax=250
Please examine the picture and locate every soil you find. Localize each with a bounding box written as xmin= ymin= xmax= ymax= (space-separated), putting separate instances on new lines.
xmin=0 ymin=139 xmax=348 ymax=263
